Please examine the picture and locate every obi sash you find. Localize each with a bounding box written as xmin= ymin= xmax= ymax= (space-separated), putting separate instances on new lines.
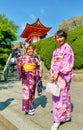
xmin=23 ymin=63 xmax=36 ymax=72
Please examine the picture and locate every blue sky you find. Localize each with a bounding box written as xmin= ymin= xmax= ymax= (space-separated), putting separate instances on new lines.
xmin=0 ymin=0 xmax=83 ymax=42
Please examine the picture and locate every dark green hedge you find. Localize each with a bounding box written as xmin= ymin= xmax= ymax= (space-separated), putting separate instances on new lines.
xmin=34 ymin=26 xmax=83 ymax=70
xmin=67 ymin=26 xmax=83 ymax=69
xmin=0 ymin=48 xmax=11 ymax=70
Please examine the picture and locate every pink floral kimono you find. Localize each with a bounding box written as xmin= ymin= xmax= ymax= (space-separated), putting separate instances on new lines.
xmin=50 ymin=43 xmax=74 ymax=123
xmin=17 ymin=55 xmax=40 ymax=111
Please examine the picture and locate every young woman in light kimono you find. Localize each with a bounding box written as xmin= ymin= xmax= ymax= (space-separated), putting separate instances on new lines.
xmin=49 ymin=30 xmax=74 ymax=130
xmin=17 ymin=44 xmax=40 ymax=115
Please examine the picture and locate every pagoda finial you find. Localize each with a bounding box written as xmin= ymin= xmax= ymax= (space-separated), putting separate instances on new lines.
xmin=36 ymin=18 xmax=40 ymax=22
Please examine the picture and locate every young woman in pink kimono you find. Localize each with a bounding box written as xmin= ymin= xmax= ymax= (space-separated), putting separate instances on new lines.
xmin=17 ymin=44 xmax=40 ymax=116
xmin=49 ymin=30 xmax=74 ymax=130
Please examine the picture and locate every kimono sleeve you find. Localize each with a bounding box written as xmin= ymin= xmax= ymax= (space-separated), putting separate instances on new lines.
xmin=35 ymin=58 xmax=41 ymax=82
xmin=50 ymin=45 xmax=74 ymax=75
xmin=17 ymin=57 xmax=23 ymax=79
xmin=59 ymin=51 xmax=74 ymax=74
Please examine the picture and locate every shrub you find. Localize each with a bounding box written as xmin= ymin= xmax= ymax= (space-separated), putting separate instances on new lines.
xmin=35 ymin=27 xmax=83 ymax=70
xmin=0 ymin=47 xmax=11 ymax=70
xmin=0 ymin=47 xmax=11 ymax=54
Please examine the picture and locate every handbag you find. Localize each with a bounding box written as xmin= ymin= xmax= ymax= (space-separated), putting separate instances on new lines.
xmin=46 ymin=82 xmax=60 ymax=97
xmin=37 ymin=79 xmax=43 ymax=93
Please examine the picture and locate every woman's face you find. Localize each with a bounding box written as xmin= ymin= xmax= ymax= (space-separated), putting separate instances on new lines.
xmin=55 ymin=35 xmax=65 ymax=46
xmin=26 ymin=46 xmax=34 ymax=56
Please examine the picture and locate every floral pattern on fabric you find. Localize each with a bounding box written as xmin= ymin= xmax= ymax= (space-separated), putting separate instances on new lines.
xmin=17 ymin=55 xmax=40 ymax=111
xmin=50 ymin=43 xmax=74 ymax=122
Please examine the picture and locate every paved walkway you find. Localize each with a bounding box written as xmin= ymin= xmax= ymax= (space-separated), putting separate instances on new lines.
xmin=0 ymin=66 xmax=83 ymax=130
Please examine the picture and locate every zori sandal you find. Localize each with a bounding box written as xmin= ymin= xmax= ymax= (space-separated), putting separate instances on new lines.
xmin=62 ymin=118 xmax=71 ymax=123
xmin=51 ymin=122 xmax=60 ymax=130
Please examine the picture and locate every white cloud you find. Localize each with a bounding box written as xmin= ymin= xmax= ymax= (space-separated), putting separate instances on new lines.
xmin=30 ymin=14 xmax=36 ymax=20
xmin=40 ymin=9 xmax=45 ymax=15
xmin=20 ymin=23 xmax=26 ymax=31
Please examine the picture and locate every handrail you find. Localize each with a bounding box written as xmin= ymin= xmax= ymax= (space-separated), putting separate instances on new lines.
xmin=3 ymin=53 xmax=12 ymax=81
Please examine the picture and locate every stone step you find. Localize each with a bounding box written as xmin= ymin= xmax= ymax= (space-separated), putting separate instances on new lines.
xmin=0 ymin=75 xmax=83 ymax=130
xmin=0 ymin=121 xmax=8 ymax=130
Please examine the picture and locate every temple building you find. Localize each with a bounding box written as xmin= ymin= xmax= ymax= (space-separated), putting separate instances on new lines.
xmin=20 ymin=18 xmax=52 ymax=43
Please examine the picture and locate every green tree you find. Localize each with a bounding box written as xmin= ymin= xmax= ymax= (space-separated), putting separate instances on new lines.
xmin=0 ymin=14 xmax=19 ymax=32
xmin=57 ymin=15 xmax=83 ymax=31
xmin=0 ymin=14 xmax=19 ymax=46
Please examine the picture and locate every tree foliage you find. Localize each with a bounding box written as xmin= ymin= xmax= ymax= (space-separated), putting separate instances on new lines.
xmin=0 ymin=14 xmax=19 ymax=44
xmin=57 ymin=15 xmax=83 ymax=31
xmin=0 ymin=14 xmax=19 ymax=70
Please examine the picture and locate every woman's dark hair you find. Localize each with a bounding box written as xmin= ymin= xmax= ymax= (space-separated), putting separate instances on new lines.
xmin=55 ymin=30 xmax=67 ymax=39
xmin=26 ymin=44 xmax=35 ymax=52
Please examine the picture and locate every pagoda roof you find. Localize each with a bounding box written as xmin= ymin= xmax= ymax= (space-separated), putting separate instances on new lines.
xmin=30 ymin=18 xmax=50 ymax=28
xmin=21 ymin=18 xmax=52 ymax=38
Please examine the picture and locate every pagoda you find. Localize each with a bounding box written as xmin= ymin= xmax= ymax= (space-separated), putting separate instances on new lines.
xmin=21 ymin=18 xmax=52 ymax=43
